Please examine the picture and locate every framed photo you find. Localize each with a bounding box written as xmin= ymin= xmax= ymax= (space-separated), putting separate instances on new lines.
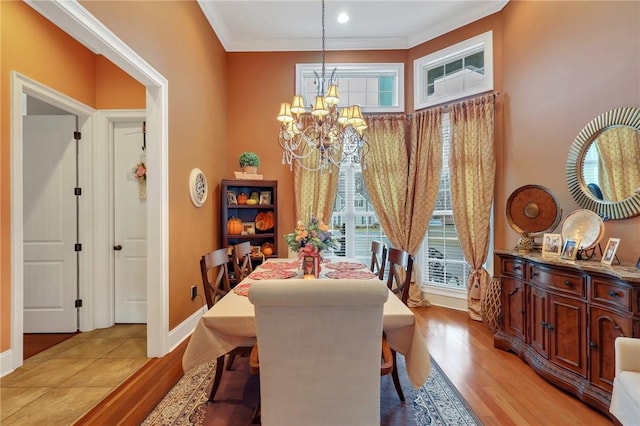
xmin=542 ymin=233 xmax=562 ymax=256
xmin=242 ymin=222 xmax=255 ymax=235
xmin=560 ymin=239 xmax=580 ymax=260
xmin=259 ymin=191 xmax=272 ymax=205
xmin=601 ymin=238 xmax=621 ymax=265
xmin=251 ymin=245 xmax=262 ymax=257
xmin=227 ymin=191 xmax=237 ymax=205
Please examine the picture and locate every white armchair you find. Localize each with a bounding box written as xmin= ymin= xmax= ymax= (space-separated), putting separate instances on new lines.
xmin=248 ymin=279 xmax=389 ymax=426
xmin=610 ymin=337 xmax=640 ymax=425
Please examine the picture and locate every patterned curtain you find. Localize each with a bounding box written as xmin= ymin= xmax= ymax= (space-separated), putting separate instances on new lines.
xmin=293 ymin=116 xmax=341 ymax=224
xmin=363 ymin=110 xmax=443 ymax=307
xmin=596 ymin=127 xmax=640 ymax=202
xmin=449 ymin=94 xmax=496 ymax=321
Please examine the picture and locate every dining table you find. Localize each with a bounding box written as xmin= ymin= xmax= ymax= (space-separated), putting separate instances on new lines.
xmin=182 ymin=257 xmax=431 ymax=398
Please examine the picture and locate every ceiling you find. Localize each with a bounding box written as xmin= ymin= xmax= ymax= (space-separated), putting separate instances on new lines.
xmin=197 ymin=0 xmax=509 ymax=52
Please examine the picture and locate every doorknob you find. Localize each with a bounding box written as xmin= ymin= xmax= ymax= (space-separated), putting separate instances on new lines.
xmin=114 ymin=244 xmax=123 ymax=251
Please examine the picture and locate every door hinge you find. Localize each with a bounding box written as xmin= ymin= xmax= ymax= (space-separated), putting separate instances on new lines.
xmin=75 ymin=299 xmax=83 ymax=308
xmin=73 ymin=131 xmax=81 ymax=140
xmin=74 ymin=187 xmax=82 ymax=196
xmin=74 ymin=243 xmax=82 ymax=252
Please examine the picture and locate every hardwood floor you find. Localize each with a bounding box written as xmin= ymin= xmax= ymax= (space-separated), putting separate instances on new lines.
xmin=23 ymin=332 xmax=78 ymax=359
xmin=75 ymin=305 xmax=613 ymax=425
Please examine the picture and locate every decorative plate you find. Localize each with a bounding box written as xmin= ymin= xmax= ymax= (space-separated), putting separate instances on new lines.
xmin=255 ymin=211 xmax=275 ymax=231
xmin=260 ymin=261 xmax=299 ymax=270
xmin=561 ymin=209 xmax=605 ymax=250
xmin=326 ymin=270 xmax=377 ymax=280
xmin=233 ymin=283 xmax=251 ymax=296
xmin=188 ymin=168 xmax=208 ymax=207
xmin=506 ymin=185 xmax=562 ymax=235
xmin=325 ymin=261 xmax=366 ymax=271
xmin=247 ymin=270 xmax=297 ymax=280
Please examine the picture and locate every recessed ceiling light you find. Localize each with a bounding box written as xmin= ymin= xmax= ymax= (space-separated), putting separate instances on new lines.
xmin=337 ymin=12 xmax=350 ymax=24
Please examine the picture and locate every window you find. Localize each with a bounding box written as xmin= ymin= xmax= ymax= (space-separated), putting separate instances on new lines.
xmin=330 ymin=165 xmax=391 ymax=262
xmin=418 ymin=113 xmax=472 ymax=294
xmin=414 ymin=31 xmax=493 ymax=109
xmin=296 ymin=63 xmax=404 ymax=113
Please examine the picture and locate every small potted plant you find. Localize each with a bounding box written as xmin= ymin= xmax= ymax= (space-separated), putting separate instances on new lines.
xmin=239 ymin=152 xmax=260 ymax=174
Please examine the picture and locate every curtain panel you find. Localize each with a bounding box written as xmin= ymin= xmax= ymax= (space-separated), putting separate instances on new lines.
xmin=449 ymin=93 xmax=496 ymax=320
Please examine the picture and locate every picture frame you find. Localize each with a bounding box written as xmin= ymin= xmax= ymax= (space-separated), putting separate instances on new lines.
xmin=242 ymin=222 xmax=255 ymax=235
xmin=227 ymin=191 xmax=237 ymax=205
xmin=560 ymin=239 xmax=580 ymax=260
xmin=251 ymin=245 xmax=262 ymax=257
xmin=541 ymin=233 xmax=562 ymax=256
xmin=259 ymin=191 xmax=271 ymax=205
xmin=601 ymin=238 xmax=621 ymax=265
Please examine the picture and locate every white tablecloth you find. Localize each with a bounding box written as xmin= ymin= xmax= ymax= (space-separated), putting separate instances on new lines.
xmin=182 ymin=258 xmax=431 ymax=389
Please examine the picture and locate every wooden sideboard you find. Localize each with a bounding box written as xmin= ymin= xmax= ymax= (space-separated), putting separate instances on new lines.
xmin=493 ymin=250 xmax=640 ymax=416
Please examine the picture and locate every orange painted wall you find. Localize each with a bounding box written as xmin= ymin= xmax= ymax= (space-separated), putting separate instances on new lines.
xmin=228 ymin=3 xmax=640 ymax=263
xmin=1 ymin=1 xmax=144 ymax=352
xmin=96 ymin=56 xmax=145 ymax=109
xmin=498 ymin=0 xmax=639 ymax=262
xmin=82 ymin=0 xmax=228 ymax=329
xmin=226 ymin=50 xmax=408 ymax=239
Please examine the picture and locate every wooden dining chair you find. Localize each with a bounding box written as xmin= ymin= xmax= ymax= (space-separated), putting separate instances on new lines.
xmin=384 ymin=247 xmax=414 ymax=403
xmin=200 ymin=248 xmax=232 ymax=309
xmin=386 ymin=247 xmax=413 ymax=305
xmin=232 ymin=241 xmax=254 ymax=282
xmin=200 ymin=248 xmax=255 ymax=403
xmin=370 ymin=240 xmax=387 ymax=280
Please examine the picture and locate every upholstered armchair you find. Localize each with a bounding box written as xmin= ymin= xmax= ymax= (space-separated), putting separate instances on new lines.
xmin=248 ymin=279 xmax=389 ymax=426
xmin=610 ymin=337 xmax=640 ymax=425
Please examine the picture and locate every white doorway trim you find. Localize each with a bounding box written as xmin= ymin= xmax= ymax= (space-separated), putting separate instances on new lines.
xmin=11 ymin=76 xmax=94 ymax=367
xmin=94 ymin=110 xmax=147 ymax=330
xmin=14 ymin=0 xmax=169 ymax=366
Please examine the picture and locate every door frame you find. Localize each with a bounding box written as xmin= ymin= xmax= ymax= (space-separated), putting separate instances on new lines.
xmin=10 ymin=0 xmax=170 ymax=371
xmin=96 ymin=110 xmax=147 ymax=327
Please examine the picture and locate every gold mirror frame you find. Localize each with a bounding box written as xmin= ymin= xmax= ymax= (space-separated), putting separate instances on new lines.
xmin=566 ymin=107 xmax=640 ymax=220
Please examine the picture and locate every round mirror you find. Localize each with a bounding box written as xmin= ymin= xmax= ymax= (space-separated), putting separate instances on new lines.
xmin=566 ymin=107 xmax=640 ymax=220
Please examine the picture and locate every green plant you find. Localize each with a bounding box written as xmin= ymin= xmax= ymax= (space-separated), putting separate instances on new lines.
xmin=239 ymin=152 xmax=260 ymax=168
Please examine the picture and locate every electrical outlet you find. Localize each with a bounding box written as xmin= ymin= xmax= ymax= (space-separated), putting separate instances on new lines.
xmin=190 ymin=285 xmax=197 ymax=299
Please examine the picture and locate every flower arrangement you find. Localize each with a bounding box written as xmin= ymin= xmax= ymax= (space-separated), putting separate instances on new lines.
xmin=284 ymin=216 xmax=338 ymax=257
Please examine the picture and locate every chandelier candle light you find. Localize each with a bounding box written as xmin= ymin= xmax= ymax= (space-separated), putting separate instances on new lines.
xmin=276 ymin=0 xmax=368 ymax=172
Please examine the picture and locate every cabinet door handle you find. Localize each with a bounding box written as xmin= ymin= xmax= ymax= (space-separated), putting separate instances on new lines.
xmin=540 ymin=321 xmax=547 ymax=328
xmin=608 ymin=290 xmax=619 ymax=298
xmin=563 ymin=280 xmax=574 ymax=287
xmin=546 ymin=324 xmax=554 ymax=331
xmin=513 ymin=265 xmax=521 ymax=271
xmin=589 ymin=341 xmax=597 ymax=349
xmin=531 ymin=271 xmax=538 ymax=277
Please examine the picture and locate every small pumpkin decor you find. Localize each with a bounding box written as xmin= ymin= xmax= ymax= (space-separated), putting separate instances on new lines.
xmin=227 ymin=217 xmax=243 ymax=235
xmin=237 ymin=192 xmax=248 ymax=205
xmin=255 ymin=211 xmax=275 ymax=232
xmin=261 ymin=242 xmax=274 ymax=257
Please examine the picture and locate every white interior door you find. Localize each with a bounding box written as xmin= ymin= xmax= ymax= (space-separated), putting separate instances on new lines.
xmin=23 ymin=115 xmax=78 ymax=333
xmin=114 ymin=121 xmax=147 ymax=323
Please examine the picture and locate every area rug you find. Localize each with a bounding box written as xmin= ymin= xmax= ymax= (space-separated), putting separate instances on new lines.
xmin=143 ymin=356 xmax=482 ymax=425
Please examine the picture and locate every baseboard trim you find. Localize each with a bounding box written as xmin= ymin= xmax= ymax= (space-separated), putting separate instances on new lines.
xmin=0 ymin=349 xmax=15 ymax=378
xmin=167 ymin=304 xmax=207 ymax=352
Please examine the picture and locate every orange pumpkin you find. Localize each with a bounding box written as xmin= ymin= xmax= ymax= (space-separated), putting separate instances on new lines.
xmin=255 ymin=211 xmax=275 ymax=231
xmin=227 ymin=217 xmax=242 ymax=235
xmin=237 ymin=192 xmax=248 ymax=205
xmin=261 ymin=242 xmax=274 ymax=256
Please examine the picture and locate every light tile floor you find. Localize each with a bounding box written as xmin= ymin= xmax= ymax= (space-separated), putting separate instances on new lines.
xmin=1 ymin=324 xmax=148 ymax=425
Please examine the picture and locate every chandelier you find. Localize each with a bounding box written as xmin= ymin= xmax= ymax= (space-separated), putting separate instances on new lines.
xmin=276 ymin=0 xmax=368 ymax=173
